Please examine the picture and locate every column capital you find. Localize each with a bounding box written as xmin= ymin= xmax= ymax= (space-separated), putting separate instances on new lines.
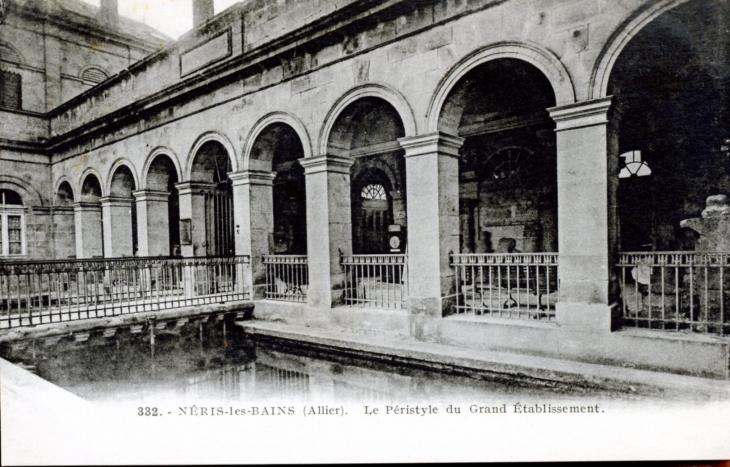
xmin=72 ymin=202 xmax=102 ymax=212
xmin=398 ymin=132 xmax=465 ymax=158
xmin=174 ymin=181 xmax=217 ymax=195
xmin=548 ymin=97 xmax=612 ymax=132
xmin=228 ymin=170 xmax=277 ymax=187
xmin=99 ymin=196 xmax=134 ymax=207
xmin=299 ymin=155 xmax=354 ymax=175
xmin=133 ymin=190 xmax=170 ymax=202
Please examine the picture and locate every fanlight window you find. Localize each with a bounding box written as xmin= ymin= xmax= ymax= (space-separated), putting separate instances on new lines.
xmin=484 ymin=147 xmax=534 ymax=181
xmin=619 ymin=150 xmax=652 ymax=178
xmin=81 ymin=67 xmax=109 ymax=85
xmin=361 ymin=184 xmax=387 ymax=200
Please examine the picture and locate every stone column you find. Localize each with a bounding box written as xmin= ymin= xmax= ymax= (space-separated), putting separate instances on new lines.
xmin=399 ymin=132 xmax=464 ymax=317
xmin=230 ymin=170 xmax=276 ymax=299
xmin=52 ymin=207 xmax=76 ymax=259
xmin=176 ymin=182 xmax=216 ymax=257
xmin=549 ymin=97 xmax=619 ymax=332
xmin=73 ymin=202 xmax=103 ymax=259
xmin=100 ymin=197 xmax=134 ymax=258
xmin=134 ymin=190 xmax=170 ymax=257
xmin=299 ymin=155 xmax=355 ymax=308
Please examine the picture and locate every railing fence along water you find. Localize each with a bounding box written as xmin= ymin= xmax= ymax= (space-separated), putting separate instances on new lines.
xmin=618 ymin=252 xmax=730 ymax=336
xmin=262 ymin=255 xmax=308 ymax=302
xmin=452 ymin=253 xmax=559 ymax=321
xmin=342 ymin=254 xmax=407 ymax=309
xmin=0 ymin=256 xmax=251 ymax=329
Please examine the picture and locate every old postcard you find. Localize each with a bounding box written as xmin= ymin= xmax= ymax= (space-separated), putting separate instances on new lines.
xmin=1 ymin=0 xmax=729 ymax=464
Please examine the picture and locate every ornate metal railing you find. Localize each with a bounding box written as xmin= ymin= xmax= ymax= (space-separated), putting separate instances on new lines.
xmin=262 ymin=255 xmax=308 ymax=303
xmin=341 ymin=254 xmax=407 ymax=309
xmin=618 ymin=252 xmax=730 ymax=336
xmin=451 ymin=253 xmax=559 ymax=321
xmin=0 ymin=256 xmax=251 ymax=329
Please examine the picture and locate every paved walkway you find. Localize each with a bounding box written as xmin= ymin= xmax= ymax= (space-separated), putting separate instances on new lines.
xmin=240 ymin=320 xmax=730 ymax=400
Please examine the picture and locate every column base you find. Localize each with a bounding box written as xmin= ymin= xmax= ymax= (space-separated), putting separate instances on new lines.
xmin=406 ymin=295 xmax=456 ymax=318
xmin=556 ymin=302 xmax=620 ymax=333
xmin=306 ymin=287 xmax=344 ymax=309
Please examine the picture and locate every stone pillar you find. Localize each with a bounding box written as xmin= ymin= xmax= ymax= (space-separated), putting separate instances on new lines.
xmin=230 ymin=171 xmax=276 ymax=299
xmin=134 ymin=190 xmax=170 ymax=257
xmin=176 ymin=182 xmax=215 ymax=257
xmin=399 ymin=132 xmax=464 ymax=317
xmin=549 ymin=97 xmax=619 ymax=332
xmin=52 ymin=207 xmax=76 ymax=259
xmin=299 ymin=155 xmax=355 ymax=308
xmin=73 ymin=202 xmax=103 ymax=259
xmin=100 ymin=197 xmax=134 ymax=258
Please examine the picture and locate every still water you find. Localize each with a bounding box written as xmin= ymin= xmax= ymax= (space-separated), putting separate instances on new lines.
xmin=1 ymin=314 xmax=654 ymax=407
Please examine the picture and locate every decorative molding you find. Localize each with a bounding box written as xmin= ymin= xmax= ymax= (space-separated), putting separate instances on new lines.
xmin=548 ymin=97 xmax=613 ymax=132
xmin=398 ymin=132 xmax=465 ymax=159
xmin=299 ymin=155 xmax=355 ymax=175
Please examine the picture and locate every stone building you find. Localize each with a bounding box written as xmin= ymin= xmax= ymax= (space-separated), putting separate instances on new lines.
xmin=1 ymin=0 xmax=729 ymax=380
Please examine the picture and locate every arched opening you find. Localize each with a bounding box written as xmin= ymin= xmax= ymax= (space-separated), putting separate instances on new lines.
xmin=109 ymin=165 xmax=138 ymax=256
xmin=0 ymin=189 xmax=25 ymax=257
xmin=55 ymin=181 xmax=75 ymax=206
xmin=440 ymin=58 xmax=558 ymax=254
xmin=80 ymin=174 xmax=102 ymax=202
xmin=146 ymin=154 xmax=181 ymax=256
xmin=54 ymin=181 xmax=77 ymax=259
xmin=189 ymin=141 xmax=234 ymax=257
xmin=328 ymin=96 xmax=407 ymax=254
xmin=609 ymin=0 xmax=730 ymax=252
xmin=78 ymin=173 xmax=104 ymax=258
xmin=250 ymin=123 xmax=307 ymax=255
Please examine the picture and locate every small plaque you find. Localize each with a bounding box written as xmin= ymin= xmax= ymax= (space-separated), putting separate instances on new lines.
xmin=180 ymin=219 xmax=192 ymax=245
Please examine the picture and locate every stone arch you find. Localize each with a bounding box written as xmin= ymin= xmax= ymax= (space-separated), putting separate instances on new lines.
xmin=0 ymin=175 xmax=42 ymax=206
xmin=243 ymin=112 xmax=312 ymax=170
xmin=427 ymin=41 xmax=576 ymax=133
xmin=318 ymin=84 xmax=417 ymax=157
xmin=589 ymin=0 xmax=693 ymax=100
xmin=106 ymin=159 xmax=139 ymax=196
xmin=184 ymin=131 xmax=238 ymax=181
xmin=141 ymin=147 xmax=183 ymax=190
xmin=54 ymin=177 xmax=76 ymax=206
xmin=78 ymin=169 xmax=104 ymax=201
xmin=351 ymin=159 xmax=401 ymax=193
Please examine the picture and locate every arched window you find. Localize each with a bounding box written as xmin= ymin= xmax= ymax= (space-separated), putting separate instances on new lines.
xmin=81 ymin=66 xmax=109 ymax=86
xmin=0 ymin=69 xmax=22 ymax=110
xmin=484 ymin=147 xmax=535 ymax=181
xmin=0 ymin=189 xmax=25 ymax=257
xmin=361 ymin=184 xmax=387 ymax=200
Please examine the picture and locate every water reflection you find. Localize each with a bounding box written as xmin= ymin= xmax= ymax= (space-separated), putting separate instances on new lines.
xmin=1 ymin=314 xmax=650 ymax=406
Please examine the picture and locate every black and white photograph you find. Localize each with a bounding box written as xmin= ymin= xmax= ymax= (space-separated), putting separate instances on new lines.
xmin=1 ymin=0 xmax=729 ymax=464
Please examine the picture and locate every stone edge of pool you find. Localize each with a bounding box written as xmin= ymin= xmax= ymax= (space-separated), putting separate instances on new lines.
xmin=238 ymin=320 xmax=730 ymax=400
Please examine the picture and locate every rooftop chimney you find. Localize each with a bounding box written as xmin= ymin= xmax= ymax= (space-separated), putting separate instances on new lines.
xmin=100 ymin=0 xmax=119 ymax=26
xmin=193 ymin=0 xmax=215 ymax=27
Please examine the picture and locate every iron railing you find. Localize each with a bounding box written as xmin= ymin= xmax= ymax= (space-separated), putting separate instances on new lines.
xmin=262 ymin=255 xmax=308 ymax=302
xmin=0 ymin=256 xmax=251 ymax=329
xmin=618 ymin=252 xmax=730 ymax=336
xmin=452 ymin=253 xmax=559 ymax=321
xmin=341 ymin=254 xmax=407 ymax=309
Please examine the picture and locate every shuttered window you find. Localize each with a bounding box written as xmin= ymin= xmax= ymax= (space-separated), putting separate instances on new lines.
xmin=0 ymin=69 xmax=22 ymax=110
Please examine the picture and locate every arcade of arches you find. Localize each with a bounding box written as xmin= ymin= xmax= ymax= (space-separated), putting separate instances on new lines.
xmin=3 ymin=0 xmax=728 ymax=333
